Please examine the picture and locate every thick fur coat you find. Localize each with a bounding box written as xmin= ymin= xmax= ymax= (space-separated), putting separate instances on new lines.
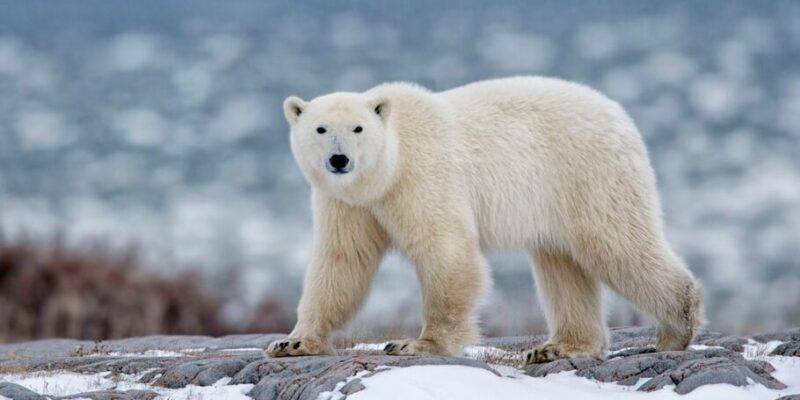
xmin=268 ymin=77 xmax=702 ymax=363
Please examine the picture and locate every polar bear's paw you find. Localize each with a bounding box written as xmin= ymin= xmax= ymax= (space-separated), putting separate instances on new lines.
xmin=383 ymin=339 xmax=441 ymax=356
xmin=524 ymin=342 xmax=567 ymax=364
xmin=266 ymin=337 xmax=333 ymax=357
xmin=523 ymin=341 xmax=602 ymax=364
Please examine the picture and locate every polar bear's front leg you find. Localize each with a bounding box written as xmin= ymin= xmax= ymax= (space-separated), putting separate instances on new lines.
xmin=384 ymin=237 xmax=490 ymax=357
xmin=268 ymin=193 xmax=389 ymax=357
xmin=523 ymin=249 xmax=608 ymax=364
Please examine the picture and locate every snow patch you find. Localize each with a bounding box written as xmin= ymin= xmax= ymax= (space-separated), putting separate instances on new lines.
xmin=462 ymin=345 xmax=520 ymax=362
xmin=0 ymin=371 xmax=254 ymax=400
xmin=742 ymin=340 xmax=784 ymax=359
xmin=349 ymin=342 xmax=388 ymax=352
xmin=89 ymin=349 xmax=185 ymax=358
xmin=338 ymin=360 xmax=800 ymax=400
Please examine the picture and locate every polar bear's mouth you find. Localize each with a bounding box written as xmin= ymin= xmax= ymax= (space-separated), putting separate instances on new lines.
xmin=326 ymin=153 xmax=352 ymax=174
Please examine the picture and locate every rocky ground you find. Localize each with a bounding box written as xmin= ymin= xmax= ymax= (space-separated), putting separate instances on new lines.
xmin=0 ymin=327 xmax=799 ymax=399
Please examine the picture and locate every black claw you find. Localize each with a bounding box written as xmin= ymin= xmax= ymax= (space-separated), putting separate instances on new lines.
xmin=384 ymin=343 xmax=396 ymax=353
xmin=526 ymin=353 xmax=532 ymax=363
xmin=279 ymin=341 xmax=288 ymax=350
xmin=293 ymin=341 xmax=301 ymax=350
xmin=400 ymin=344 xmax=408 ymax=351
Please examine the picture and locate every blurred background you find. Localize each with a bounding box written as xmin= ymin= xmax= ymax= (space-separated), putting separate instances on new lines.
xmin=0 ymin=0 xmax=799 ymax=343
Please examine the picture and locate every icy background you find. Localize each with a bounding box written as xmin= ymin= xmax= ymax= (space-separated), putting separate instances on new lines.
xmin=0 ymin=0 xmax=798 ymax=334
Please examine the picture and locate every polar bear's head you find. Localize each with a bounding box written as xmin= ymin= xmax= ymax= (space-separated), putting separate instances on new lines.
xmin=283 ymin=93 xmax=398 ymax=204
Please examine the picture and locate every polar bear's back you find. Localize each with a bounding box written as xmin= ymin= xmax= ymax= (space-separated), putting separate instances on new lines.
xmin=436 ymin=77 xmax=658 ymax=250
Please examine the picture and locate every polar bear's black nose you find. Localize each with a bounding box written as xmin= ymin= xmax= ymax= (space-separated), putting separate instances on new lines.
xmin=329 ymin=154 xmax=350 ymax=172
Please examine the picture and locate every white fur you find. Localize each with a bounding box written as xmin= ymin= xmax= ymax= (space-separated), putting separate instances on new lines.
xmin=268 ymin=76 xmax=702 ymax=362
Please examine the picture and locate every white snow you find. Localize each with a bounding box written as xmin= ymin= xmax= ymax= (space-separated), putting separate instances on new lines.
xmin=84 ymin=348 xmax=206 ymax=358
xmin=0 ymin=371 xmax=254 ymax=400
xmin=335 ymin=358 xmax=800 ymax=400
xmin=2 ymin=341 xmax=798 ymax=400
xmin=349 ymin=342 xmax=388 ymax=352
xmin=742 ymin=339 xmax=784 ymax=359
xmin=330 ymin=341 xmax=800 ymax=400
xmin=1 ymin=371 xmax=115 ymax=396
xmin=101 ymin=350 xmax=185 ymax=357
xmin=348 ymin=343 xmax=518 ymax=362
xmin=462 ymin=345 xmax=521 ymax=363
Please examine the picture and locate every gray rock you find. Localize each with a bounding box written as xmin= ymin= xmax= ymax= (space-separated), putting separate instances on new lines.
xmin=137 ymin=369 xmax=164 ymax=385
xmin=1 ymin=327 xmax=797 ymax=399
xmin=638 ymin=357 xmax=786 ymax=394
xmin=608 ymin=326 xmax=658 ymax=351
xmin=483 ymin=334 xmax=547 ymax=352
xmin=154 ymin=358 xmax=251 ymax=388
xmin=525 ymin=357 xmax=600 ymax=377
xmin=695 ymin=335 xmax=749 ymax=352
xmin=191 ymin=359 xmax=248 ymax=386
xmin=524 ymin=347 xmax=788 ymax=394
xmin=246 ymin=355 xmax=499 ymax=400
xmin=339 ymin=378 xmax=365 ymax=395
xmin=580 ymin=350 xmax=716 ymax=384
xmin=230 ymin=359 xmax=284 ymax=385
xmin=57 ymin=389 xmax=159 ymax=400
xmin=752 ymin=328 xmax=800 ymax=343
xmin=153 ymin=361 xmax=204 ymax=388
xmin=0 ymin=382 xmax=46 ymax=400
xmin=0 ymin=334 xmax=284 ymax=360
xmin=776 ymin=395 xmax=800 ymax=400
xmin=771 ymin=341 xmax=800 ymax=357
xmin=608 ymin=346 xmax=657 ymax=359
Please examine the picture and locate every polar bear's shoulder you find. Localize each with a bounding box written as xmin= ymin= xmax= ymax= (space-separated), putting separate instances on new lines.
xmin=440 ymin=76 xmax=605 ymax=100
xmin=365 ymin=81 xmax=432 ymax=99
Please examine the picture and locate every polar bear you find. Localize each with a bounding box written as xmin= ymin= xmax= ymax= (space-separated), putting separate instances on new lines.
xmin=267 ymin=76 xmax=702 ymax=364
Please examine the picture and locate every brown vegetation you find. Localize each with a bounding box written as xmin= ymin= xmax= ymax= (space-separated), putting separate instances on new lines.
xmin=0 ymin=235 xmax=293 ymax=342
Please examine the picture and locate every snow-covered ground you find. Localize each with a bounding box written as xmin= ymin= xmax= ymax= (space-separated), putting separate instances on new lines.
xmin=332 ymin=357 xmax=800 ymax=400
xmin=2 ymin=341 xmax=798 ymax=399
xmin=0 ymin=371 xmax=254 ymax=400
xmin=325 ymin=342 xmax=800 ymax=400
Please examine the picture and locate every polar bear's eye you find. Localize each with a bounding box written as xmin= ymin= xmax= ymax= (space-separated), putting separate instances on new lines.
xmin=316 ymin=127 xmax=326 ymax=134
xmin=353 ymin=126 xmax=363 ymax=133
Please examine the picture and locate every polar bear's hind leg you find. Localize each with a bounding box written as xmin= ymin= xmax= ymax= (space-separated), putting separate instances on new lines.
xmin=574 ymin=235 xmax=702 ymax=353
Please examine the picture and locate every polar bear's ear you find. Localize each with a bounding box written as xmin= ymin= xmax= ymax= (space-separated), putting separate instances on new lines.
xmin=283 ymin=96 xmax=307 ymax=125
xmin=369 ymin=96 xmax=391 ymax=123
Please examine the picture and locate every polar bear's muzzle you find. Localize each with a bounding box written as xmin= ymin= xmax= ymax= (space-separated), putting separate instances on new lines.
xmin=326 ymin=153 xmax=352 ymax=174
